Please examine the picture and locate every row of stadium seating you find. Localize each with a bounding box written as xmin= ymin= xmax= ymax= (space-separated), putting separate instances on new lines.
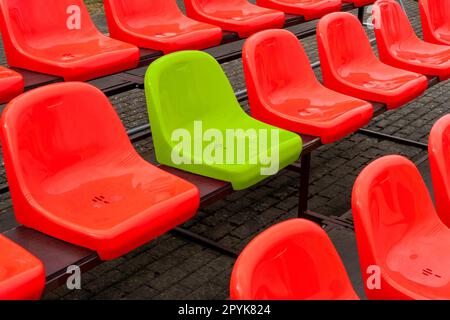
xmin=0 ymin=0 xmax=448 ymax=102
xmin=1 ymin=0 xmax=449 ymax=299
xmin=231 ymin=114 xmax=450 ymax=299
xmin=0 ymin=0 xmax=372 ymax=85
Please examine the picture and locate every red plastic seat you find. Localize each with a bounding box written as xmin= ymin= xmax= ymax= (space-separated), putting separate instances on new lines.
xmin=317 ymin=12 xmax=428 ymax=110
xmin=230 ymin=219 xmax=359 ymax=300
xmin=0 ymin=0 xmax=140 ymax=81
xmin=256 ymin=0 xmax=342 ymax=20
xmin=0 ymin=66 xmax=23 ymax=104
xmin=0 ymin=82 xmax=200 ymax=261
xmin=373 ymin=0 xmax=450 ymax=81
xmin=428 ymin=115 xmax=450 ymax=228
xmin=243 ymin=29 xmax=373 ymax=144
xmin=184 ymin=0 xmax=286 ymax=38
xmin=419 ymin=0 xmax=450 ymax=46
xmin=352 ymin=155 xmax=450 ymax=300
xmin=103 ymin=0 xmax=223 ymax=54
xmin=0 ymin=235 xmax=45 ymax=300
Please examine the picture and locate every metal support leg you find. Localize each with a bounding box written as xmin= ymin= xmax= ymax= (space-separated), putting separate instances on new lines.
xmin=298 ymin=153 xmax=312 ymax=218
xmin=171 ymin=227 xmax=239 ymax=258
xmin=297 ymin=154 xmax=355 ymax=228
xmin=357 ymin=128 xmax=428 ymax=150
xmin=358 ymin=6 xmax=365 ymax=23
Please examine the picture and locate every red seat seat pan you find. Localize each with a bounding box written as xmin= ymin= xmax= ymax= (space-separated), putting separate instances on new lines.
xmin=428 ymin=115 xmax=450 ymax=228
xmin=0 ymin=235 xmax=45 ymax=300
xmin=243 ymin=29 xmax=373 ymax=144
xmin=0 ymin=83 xmax=200 ymax=260
xmin=230 ymin=219 xmax=359 ymax=300
xmin=0 ymin=66 xmax=23 ymax=104
xmin=0 ymin=0 xmax=140 ymax=81
xmin=256 ymin=0 xmax=342 ymax=20
xmin=317 ymin=12 xmax=428 ymax=110
xmin=184 ymin=0 xmax=286 ymax=38
xmin=419 ymin=0 xmax=450 ymax=46
xmin=103 ymin=0 xmax=223 ymax=54
xmin=352 ymin=155 xmax=450 ymax=300
xmin=373 ymin=0 xmax=450 ymax=81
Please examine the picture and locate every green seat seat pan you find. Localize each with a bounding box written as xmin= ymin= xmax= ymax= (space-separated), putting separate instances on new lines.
xmin=144 ymin=51 xmax=302 ymax=190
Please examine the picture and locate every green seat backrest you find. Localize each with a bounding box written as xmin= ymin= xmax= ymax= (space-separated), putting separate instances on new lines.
xmin=145 ymin=50 xmax=302 ymax=189
xmin=146 ymin=51 xmax=246 ymax=132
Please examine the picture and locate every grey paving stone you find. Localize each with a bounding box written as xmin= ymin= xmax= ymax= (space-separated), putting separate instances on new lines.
xmin=125 ymin=286 xmax=159 ymax=300
xmin=179 ymin=266 xmax=222 ymax=291
xmin=148 ymin=266 xmax=191 ymax=291
xmin=153 ymin=284 xmax=193 ymax=300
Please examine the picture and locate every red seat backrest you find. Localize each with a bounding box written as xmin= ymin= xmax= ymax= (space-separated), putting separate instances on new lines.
xmin=420 ymin=0 xmax=448 ymax=30
xmin=372 ymin=0 xmax=419 ymax=51
xmin=419 ymin=0 xmax=450 ymax=43
xmin=230 ymin=219 xmax=357 ymax=300
xmin=352 ymin=155 xmax=439 ymax=286
xmin=243 ymin=29 xmax=319 ymax=107
xmin=317 ymin=12 xmax=378 ymax=82
xmin=0 ymin=83 xmax=134 ymax=206
xmin=0 ymin=0 xmax=103 ymax=58
xmin=429 ymin=115 xmax=450 ymax=228
xmin=104 ymin=0 xmax=184 ymax=26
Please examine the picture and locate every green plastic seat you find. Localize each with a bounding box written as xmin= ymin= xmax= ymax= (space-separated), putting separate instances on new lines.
xmin=144 ymin=51 xmax=302 ymax=190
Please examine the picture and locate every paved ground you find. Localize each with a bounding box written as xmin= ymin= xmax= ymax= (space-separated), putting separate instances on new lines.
xmin=0 ymin=0 xmax=448 ymax=300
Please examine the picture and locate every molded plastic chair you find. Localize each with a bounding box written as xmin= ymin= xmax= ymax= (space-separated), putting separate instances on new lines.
xmin=184 ymin=0 xmax=286 ymax=38
xmin=0 ymin=0 xmax=140 ymax=81
xmin=419 ymin=0 xmax=450 ymax=46
xmin=243 ymin=29 xmax=373 ymax=144
xmin=352 ymin=155 xmax=450 ymax=300
xmin=428 ymin=115 xmax=450 ymax=228
xmin=256 ymin=0 xmax=342 ymax=20
xmin=317 ymin=12 xmax=428 ymax=110
xmin=373 ymin=0 xmax=450 ymax=81
xmin=0 ymin=66 xmax=23 ymax=104
xmin=0 ymin=82 xmax=200 ymax=261
xmin=0 ymin=235 xmax=45 ymax=300
xmin=230 ymin=219 xmax=359 ymax=300
xmin=145 ymin=51 xmax=302 ymax=190
xmin=103 ymin=0 xmax=223 ymax=54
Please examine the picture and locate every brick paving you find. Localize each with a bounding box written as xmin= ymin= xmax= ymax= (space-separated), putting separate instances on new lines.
xmin=0 ymin=0 xmax=447 ymax=300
